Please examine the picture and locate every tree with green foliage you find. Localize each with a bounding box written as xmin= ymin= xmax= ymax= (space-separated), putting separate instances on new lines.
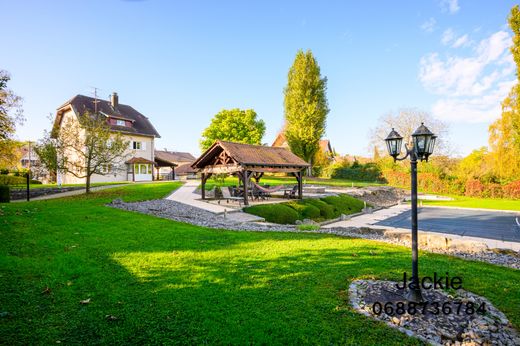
xmin=37 ymin=112 xmax=129 ymax=193
xmin=200 ymin=109 xmax=265 ymax=151
xmin=488 ymin=5 xmax=520 ymax=181
xmin=0 ymin=70 xmax=24 ymax=168
xmin=283 ymin=49 xmax=329 ymax=173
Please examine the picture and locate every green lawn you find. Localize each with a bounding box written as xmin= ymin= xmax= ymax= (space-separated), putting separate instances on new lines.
xmin=419 ymin=195 xmax=520 ymax=211
xmin=1 ymin=183 xmax=519 ymax=345
xmin=203 ymin=175 xmax=384 ymax=190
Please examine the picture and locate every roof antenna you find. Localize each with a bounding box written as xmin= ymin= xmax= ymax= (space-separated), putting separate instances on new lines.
xmin=89 ymin=86 xmax=101 ymax=114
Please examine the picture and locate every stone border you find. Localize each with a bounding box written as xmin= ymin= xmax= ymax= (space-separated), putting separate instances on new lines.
xmin=349 ymin=280 xmax=519 ymax=346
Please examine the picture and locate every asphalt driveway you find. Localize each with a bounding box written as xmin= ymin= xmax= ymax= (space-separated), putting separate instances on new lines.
xmin=374 ymin=207 xmax=520 ymax=243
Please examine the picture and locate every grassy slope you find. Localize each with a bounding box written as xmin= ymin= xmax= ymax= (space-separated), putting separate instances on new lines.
xmin=419 ymin=195 xmax=520 ymax=211
xmin=1 ymin=183 xmax=519 ymax=345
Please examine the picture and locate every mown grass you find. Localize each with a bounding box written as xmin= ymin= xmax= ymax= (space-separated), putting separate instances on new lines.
xmin=203 ymin=175 xmax=384 ymax=191
xmin=419 ymin=195 xmax=520 ymax=211
xmin=244 ymin=194 xmax=365 ymax=224
xmin=1 ymin=183 xmax=519 ymax=345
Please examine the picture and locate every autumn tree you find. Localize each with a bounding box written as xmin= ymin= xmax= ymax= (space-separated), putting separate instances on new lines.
xmin=0 ymin=70 xmax=24 ymax=169
xmin=200 ymin=108 xmax=265 ymax=151
xmin=488 ymin=5 xmax=520 ymax=181
xmin=37 ymin=112 xmax=129 ymax=193
xmin=284 ymin=49 xmax=329 ymax=174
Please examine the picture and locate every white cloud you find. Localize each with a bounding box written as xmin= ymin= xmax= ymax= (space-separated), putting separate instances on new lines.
xmin=419 ymin=30 xmax=515 ymax=123
xmin=421 ymin=17 xmax=436 ymax=33
xmin=452 ymin=34 xmax=470 ymax=48
xmin=441 ymin=28 xmax=455 ymax=45
xmin=440 ymin=0 xmax=460 ymax=14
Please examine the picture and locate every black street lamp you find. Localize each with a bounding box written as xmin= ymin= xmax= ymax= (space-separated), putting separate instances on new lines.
xmin=384 ymin=123 xmax=436 ymax=302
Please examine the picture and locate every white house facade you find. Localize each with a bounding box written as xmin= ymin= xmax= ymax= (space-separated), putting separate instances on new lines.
xmin=53 ymin=92 xmax=160 ymax=184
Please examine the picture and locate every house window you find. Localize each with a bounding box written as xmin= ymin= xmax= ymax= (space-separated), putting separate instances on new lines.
xmin=134 ymin=164 xmax=150 ymax=174
xmin=132 ymin=141 xmax=141 ymax=150
xmin=116 ymin=119 xmax=126 ymax=126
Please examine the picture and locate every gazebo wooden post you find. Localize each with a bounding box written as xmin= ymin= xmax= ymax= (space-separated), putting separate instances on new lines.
xmin=297 ymin=170 xmax=303 ymax=199
xmin=201 ymin=173 xmax=206 ymax=200
xmin=242 ymin=169 xmax=250 ymax=206
xmin=171 ymin=166 xmax=175 ymax=180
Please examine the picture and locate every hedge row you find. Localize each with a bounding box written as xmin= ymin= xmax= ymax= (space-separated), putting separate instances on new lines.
xmin=0 ymin=175 xmax=41 ymax=186
xmin=323 ymin=163 xmax=385 ymax=182
xmin=383 ymin=170 xmax=520 ymax=199
xmin=244 ymin=194 xmax=365 ymax=224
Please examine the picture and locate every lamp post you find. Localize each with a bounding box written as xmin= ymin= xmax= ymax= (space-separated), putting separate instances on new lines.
xmin=384 ymin=123 xmax=436 ymax=302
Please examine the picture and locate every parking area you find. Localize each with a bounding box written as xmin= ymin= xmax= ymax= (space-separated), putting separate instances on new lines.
xmin=375 ymin=207 xmax=520 ymax=243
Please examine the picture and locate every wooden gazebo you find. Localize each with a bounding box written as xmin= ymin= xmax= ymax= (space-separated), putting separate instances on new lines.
xmin=191 ymin=141 xmax=310 ymax=205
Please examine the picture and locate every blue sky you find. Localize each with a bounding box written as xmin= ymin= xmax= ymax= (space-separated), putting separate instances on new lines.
xmin=2 ymin=0 xmax=517 ymax=157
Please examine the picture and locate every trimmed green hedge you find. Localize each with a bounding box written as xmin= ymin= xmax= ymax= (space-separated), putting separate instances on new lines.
xmin=0 ymin=175 xmax=41 ymax=186
xmin=243 ymin=203 xmax=299 ymax=224
xmin=244 ymin=194 xmax=366 ymax=224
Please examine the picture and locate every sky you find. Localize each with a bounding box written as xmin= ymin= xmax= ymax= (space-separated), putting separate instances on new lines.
xmin=1 ymin=0 xmax=517 ymax=158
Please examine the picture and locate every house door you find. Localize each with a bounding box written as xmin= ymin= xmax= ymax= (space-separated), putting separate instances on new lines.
xmin=134 ymin=164 xmax=152 ymax=181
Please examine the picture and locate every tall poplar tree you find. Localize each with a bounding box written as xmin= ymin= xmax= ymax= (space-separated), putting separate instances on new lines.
xmin=283 ymin=49 xmax=329 ymax=173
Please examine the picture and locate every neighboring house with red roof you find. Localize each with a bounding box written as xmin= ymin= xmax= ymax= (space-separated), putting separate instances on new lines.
xmin=271 ymin=132 xmax=335 ymax=160
xmin=154 ymin=150 xmax=197 ymax=180
xmin=52 ymin=92 xmax=160 ymax=183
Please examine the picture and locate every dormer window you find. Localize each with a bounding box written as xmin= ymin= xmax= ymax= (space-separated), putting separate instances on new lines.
xmin=116 ymin=119 xmax=126 ymax=126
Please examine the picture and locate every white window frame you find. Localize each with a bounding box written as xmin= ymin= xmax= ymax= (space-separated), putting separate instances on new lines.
xmin=116 ymin=119 xmax=126 ymax=126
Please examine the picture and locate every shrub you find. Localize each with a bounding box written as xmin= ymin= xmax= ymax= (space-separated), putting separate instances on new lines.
xmin=324 ymin=162 xmax=385 ymax=182
xmin=0 ymin=168 xmax=8 ymax=175
xmin=321 ymin=194 xmax=365 ymax=216
xmin=0 ymin=185 xmax=10 ymax=203
xmin=0 ymin=175 xmax=41 ymax=186
xmin=285 ymin=201 xmax=321 ymax=220
xmin=244 ymin=193 xmax=365 ymax=224
xmin=305 ymin=198 xmax=335 ymax=219
xmin=482 ymin=183 xmax=503 ymax=199
xmin=243 ymin=204 xmax=299 ymax=224
xmin=503 ymin=180 xmax=520 ymax=199
xmin=465 ymin=179 xmax=484 ymax=197
xmin=296 ymin=224 xmax=320 ymax=231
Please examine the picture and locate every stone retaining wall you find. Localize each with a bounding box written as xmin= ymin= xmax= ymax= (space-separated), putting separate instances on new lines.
xmin=10 ymin=186 xmax=84 ymax=200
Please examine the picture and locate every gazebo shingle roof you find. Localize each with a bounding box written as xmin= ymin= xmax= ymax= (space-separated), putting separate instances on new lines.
xmin=192 ymin=140 xmax=309 ymax=173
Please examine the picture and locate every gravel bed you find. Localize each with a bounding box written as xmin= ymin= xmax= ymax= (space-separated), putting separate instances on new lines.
xmin=350 ymin=280 xmax=520 ymax=346
xmin=108 ymin=198 xmax=520 ymax=270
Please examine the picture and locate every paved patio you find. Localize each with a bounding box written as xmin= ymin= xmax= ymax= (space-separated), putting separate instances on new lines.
xmin=165 ymin=180 xmax=264 ymax=222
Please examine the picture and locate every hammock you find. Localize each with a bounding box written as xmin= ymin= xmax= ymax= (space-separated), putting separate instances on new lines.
xmin=252 ymin=183 xmax=286 ymax=193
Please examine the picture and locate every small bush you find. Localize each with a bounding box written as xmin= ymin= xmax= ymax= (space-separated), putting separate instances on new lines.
xmin=244 ymin=193 xmax=365 ymax=224
xmin=0 ymin=185 xmax=10 ymax=203
xmin=0 ymin=175 xmax=41 ymax=186
xmin=305 ymin=198 xmax=335 ymax=219
xmin=285 ymin=201 xmax=321 ymax=220
xmin=296 ymin=224 xmax=320 ymax=231
xmin=465 ymin=179 xmax=484 ymax=197
xmin=503 ymin=180 xmax=520 ymax=199
xmin=482 ymin=183 xmax=503 ymax=199
xmin=0 ymin=168 xmax=8 ymax=175
xmin=244 ymin=204 xmax=299 ymax=224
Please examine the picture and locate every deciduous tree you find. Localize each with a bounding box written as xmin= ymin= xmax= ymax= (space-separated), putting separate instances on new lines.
xmin=0 ymin=70 xmax=24 ymax=168
xmin=488 ymin=5 xmax=520 ymax=181
xmin=369 ymin=108 xmax=449 ymax=156
xmin=283 ymin=49 xmax=329 ymax=174
xmin=37 ymin=112 xmax=129 ymax=193
xmin=200 ymin=109 xmax=265 ymax=151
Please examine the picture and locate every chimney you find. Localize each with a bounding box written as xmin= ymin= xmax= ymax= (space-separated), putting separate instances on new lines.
xmin=111 ymin=92 xmax=119 ymax=108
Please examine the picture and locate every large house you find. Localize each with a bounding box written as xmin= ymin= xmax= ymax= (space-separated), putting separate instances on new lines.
xmin=52 ymin=93 xmax=160 ymax=184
